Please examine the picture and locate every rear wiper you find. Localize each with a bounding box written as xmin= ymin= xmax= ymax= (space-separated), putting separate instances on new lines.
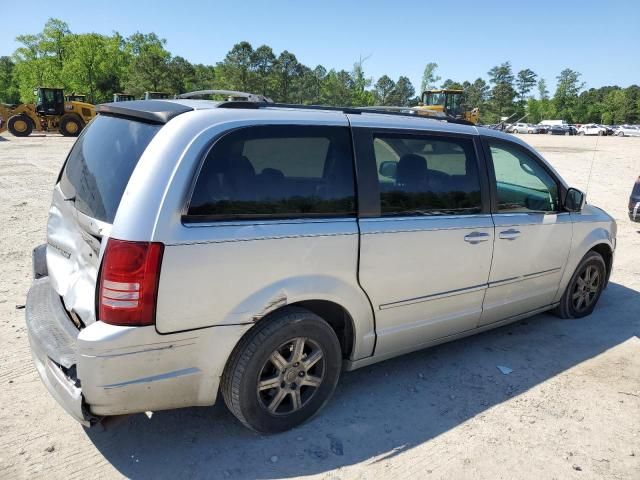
xmin=63 ymin=194 xmax=76 ymax=203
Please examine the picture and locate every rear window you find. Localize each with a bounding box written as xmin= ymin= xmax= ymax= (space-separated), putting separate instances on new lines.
xmin=59 ymin=115 xmax=160 ymax=223
xmin=187 ymin=125 xmax=355 ymax=220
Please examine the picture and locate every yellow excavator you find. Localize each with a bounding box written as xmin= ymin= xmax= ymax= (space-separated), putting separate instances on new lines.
xmin=413 ymin=89 xmax=479 ymax=124
xmin=0 ymin=87 xmax=96 ymax=137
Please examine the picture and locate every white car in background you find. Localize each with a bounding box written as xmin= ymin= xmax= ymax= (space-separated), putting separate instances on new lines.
xmin=510 ymin=123 xmax=539 ymax=134
xmin=577 ymin=124 xmax=607 ymax=136
xmin=615 ymin=125 xmax=640 ymax=137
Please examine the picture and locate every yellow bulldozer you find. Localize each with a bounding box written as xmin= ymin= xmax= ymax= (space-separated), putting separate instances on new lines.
xmin=413 ymin=88 xmax=479 ymax=124
xmin=0 ymin=87 xmax=96 ymax=137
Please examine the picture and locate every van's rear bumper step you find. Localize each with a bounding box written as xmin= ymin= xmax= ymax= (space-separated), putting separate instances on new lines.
xmin=25 ymin=277 xmax=97 ymax=426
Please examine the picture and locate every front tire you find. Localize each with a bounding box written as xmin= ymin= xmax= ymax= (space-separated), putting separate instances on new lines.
xmin=554 ymin=251 xmax=606 ymax=319
xmin=221 ymin=306 xmax=342 ymax=433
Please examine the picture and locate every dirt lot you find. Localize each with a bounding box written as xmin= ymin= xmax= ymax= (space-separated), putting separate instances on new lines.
xmin=0 ymin=131 xmax=639 ymax=480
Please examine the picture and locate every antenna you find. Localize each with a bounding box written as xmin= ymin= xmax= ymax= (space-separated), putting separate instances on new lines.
xmin=585 ymin=133 xmax=600 ymax=197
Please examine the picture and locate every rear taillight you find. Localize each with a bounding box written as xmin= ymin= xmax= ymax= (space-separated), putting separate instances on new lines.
xmin=98 ymin=239 xmax=164 ymax=326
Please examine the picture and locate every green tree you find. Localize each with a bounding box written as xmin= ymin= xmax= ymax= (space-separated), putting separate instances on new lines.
xmin=374 ymin=75 xmax=396 ymax=105
xmin=321 ymin=69 xmax=353 ymax=106
xmin=388 ymin=76 xmax=415 ymax=106
xmin=351 ymin=56 xmax=375 ymax=106
xmin=124 ymin=33 xmax=171 ymax=95
xmin=537 ymin=78 xmax=549 ymax=100
xmin=487 ymin=62 xmax=516 ymax=119
xmin=420 ymin=62 xmax=441 ymax=93
xmin=516 ymin=68 xmax=537 ymax=103
xmin=166 ymin=56 xmax=196 ymax=94
xmin=0 ymin=57 xmax=20 ymax=103
xmin=41 ymin=18 xmax=71 ymax=70
xmin=273 ymin=50 xmax=300 ymax=102
xmin=217 ymin=41 xmax=254 ymax=91
xmin=187 ymin=64 xmax=216 ymax=91
xmin=309 ymin=65 xmax=326 ymax=104
xmin=553 ymin=68 xmax=584 ymax=122
xmin=251 ymin=45 xmax=276 ymax=96
xmin=441 ymin=79 xmax=463 ymax=90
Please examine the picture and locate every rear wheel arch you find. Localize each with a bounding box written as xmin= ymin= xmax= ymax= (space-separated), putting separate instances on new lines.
xmin=293 ymin=300 xmax=355 ymax=360
xmin=237 ymin=300 xmax=356 ymax=361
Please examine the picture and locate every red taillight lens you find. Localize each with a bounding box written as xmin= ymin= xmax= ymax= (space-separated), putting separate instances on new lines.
xmin=98 ymin=239 xmax=164 ymax=326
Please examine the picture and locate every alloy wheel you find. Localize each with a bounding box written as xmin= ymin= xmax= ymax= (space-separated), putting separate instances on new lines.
xmin=257 ymin=337 xmax=325 ymax=415
xmin=571 ymin=264 xmax=601 ymax=313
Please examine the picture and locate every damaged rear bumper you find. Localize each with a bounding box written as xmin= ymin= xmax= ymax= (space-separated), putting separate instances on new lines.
xmin=25 ymin=277 xmax=96 ymax=426
xmin=26 ymin=274 xmax=252 ymax=426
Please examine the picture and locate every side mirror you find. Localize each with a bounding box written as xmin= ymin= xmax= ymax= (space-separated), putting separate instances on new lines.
xmin=564 ymin=187 xmax=586 ymax=212
xmin=379 ymin=161 xmax=397 ymax=178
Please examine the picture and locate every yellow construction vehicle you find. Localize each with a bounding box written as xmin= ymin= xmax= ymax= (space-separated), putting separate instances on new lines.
xmin=413 ymin=89 xmax=480 ymax=124
xmin=0 ymin=87 xmax=96 ymax=137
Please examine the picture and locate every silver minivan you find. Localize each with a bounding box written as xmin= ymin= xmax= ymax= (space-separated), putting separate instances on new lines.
xmin=26 ymin=98 xmax=616 ymax=433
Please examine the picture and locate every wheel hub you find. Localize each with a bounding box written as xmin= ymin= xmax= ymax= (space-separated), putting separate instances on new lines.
xmin=257 ymin=337 xmax=325 ymax=415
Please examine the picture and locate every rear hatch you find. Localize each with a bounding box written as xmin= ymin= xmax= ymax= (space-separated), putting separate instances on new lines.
xmin=47 ymin=115 xmax=161 ymax=327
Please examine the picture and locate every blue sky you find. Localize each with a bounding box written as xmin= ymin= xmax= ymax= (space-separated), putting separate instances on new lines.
xmin=2 ymin=0 xmax=639 ymax=93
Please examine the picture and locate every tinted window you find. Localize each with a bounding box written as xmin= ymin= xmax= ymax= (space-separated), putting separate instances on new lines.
xmin=372 ymin=133 xmax=482 ymax=216
xmin=489 ymin=141 xmax=559 ymax=212
xmin=188 ymin=125 xmax=355 ymax=219
xmin=60 ymin=115 xmax=160 ymax=223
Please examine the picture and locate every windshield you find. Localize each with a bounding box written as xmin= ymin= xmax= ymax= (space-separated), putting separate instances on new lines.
xmin=423 ymin=92 xmax=446 ymax=106
xmin=422 ymin=91 xmax=464 ymax=116
xmin=59 ymin=115 xmax=160 ymax=223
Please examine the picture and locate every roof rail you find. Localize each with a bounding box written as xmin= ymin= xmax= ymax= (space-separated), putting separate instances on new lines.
xmin=215 ymin=101 xmax=474 ymax=126
xmin=177 ymin=89 xmax=273 ymax=103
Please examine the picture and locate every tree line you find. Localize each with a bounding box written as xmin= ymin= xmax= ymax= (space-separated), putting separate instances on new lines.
xmin=1 ymin=18 xmax=638 ymax=125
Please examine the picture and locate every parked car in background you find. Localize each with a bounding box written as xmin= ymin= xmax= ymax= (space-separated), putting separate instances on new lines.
xmin=536 ymin=124 xmax=549 ymax=134
xmin=511 ymin=122 xmax=538 ymax=134
xmin=629 ymin=176 xmax=640 ymax=222
xmin=615 ymin=125 xmax=640 ymax=137
xmin=578 ymin=124 xmax=607 ymax=136
xmin=547 ymin=124 xmax=574 ymax=136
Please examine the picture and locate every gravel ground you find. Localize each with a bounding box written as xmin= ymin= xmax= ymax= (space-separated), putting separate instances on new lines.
xmin=0 ymin=131 xmax=638 ymax=480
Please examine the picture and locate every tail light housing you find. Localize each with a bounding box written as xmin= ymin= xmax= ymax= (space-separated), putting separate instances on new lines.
xmin=98 ymin=239 xmax=164 ymax=326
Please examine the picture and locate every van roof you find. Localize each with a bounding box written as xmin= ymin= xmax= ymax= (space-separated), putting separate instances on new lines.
xmin=96 ymin=98 xmax=480 ymax=130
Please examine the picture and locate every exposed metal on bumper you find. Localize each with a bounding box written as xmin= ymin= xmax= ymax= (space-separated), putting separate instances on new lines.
xmin=26 ymin=277 xmax=253 ymax=424
xmin=25 ymin=277 xmax=94 ymax=426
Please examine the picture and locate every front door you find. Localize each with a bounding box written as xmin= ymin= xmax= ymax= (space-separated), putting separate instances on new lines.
xmin=352 ymin=125 xmax=494 ymax=358
xmin=480 ymin=138 xmax=572 ymax=326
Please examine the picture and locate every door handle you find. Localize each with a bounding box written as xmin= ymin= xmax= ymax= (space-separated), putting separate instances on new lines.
xmin=464 ymin=232 xmax=490 ymax=244
xmin=499 ymin=228 xmax=521 ymax=240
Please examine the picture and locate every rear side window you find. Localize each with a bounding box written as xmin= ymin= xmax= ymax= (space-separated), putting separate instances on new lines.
xmin=60 ymin=115 xmax=160 ymax=223
xmin=187 ymin=125 xmax=356 ymax=220
xmin=372 ymin=133 xmax=482 ymax=216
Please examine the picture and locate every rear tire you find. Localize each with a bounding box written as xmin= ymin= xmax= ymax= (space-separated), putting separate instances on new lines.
xmin=554 ymin=251 xmax=606 ymax=319
xmin=7 ymin=115 xmax=33 ymax=137
xmin=221 ymin=306 xmax=342 ymax=433
xmin=59 ymin=115 xmax=83 ymax=137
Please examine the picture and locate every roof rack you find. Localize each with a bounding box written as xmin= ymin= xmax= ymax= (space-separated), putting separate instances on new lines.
xmin=215 ymin=101 xmax=475 ymax=126
xmin=174 ymin=89 xmax=474 ymax=126
xmin=177 ymin=89 xmax=273 ymax=103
